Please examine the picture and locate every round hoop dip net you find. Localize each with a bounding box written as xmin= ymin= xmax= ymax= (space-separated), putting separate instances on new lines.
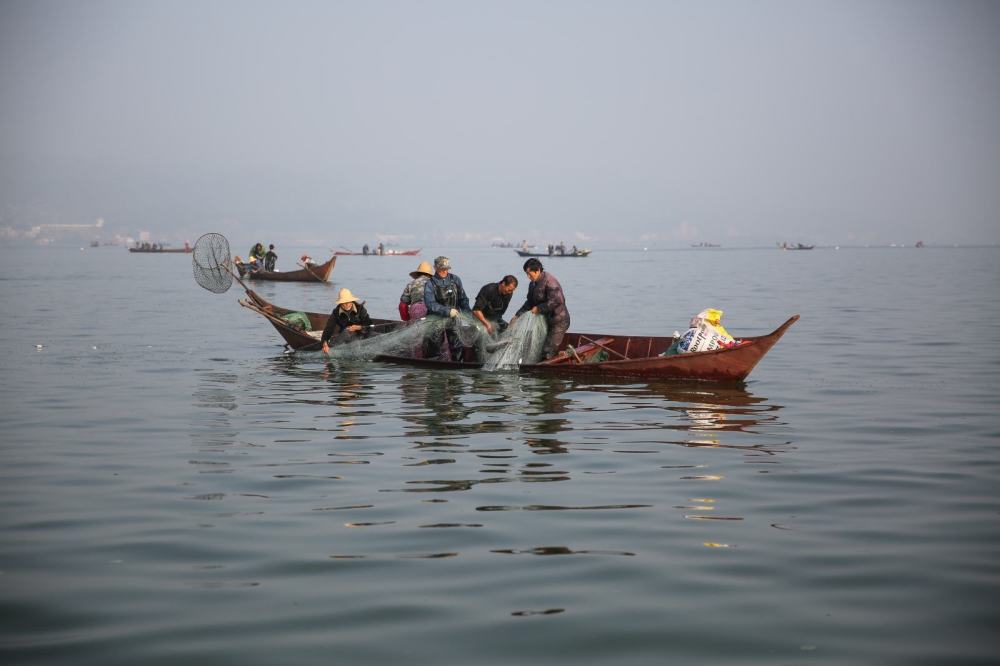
xmin=192 ymin=233 xmax=234 ymax=294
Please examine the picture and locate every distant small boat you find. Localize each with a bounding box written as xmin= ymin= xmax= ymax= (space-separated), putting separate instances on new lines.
xmin=778 ymin=242 xmax=814 ymax=251
xmin=129 ymin=242 xmax=192 ymax=253
xmin=691 ymin=242 xmax=721 ymax=248
xmin=236 ymin=254 xmax=336 ymax=282
xmin=515 ymin=248 xmax=591 ymax=257
xmin=915 ymin=240 xmax=924 ymax=248
xmin=334 ymin=248 xmax=421 ymax=256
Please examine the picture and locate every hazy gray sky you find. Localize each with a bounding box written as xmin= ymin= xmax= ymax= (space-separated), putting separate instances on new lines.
xmin=1 ymin=0 xmax=998 ymax=247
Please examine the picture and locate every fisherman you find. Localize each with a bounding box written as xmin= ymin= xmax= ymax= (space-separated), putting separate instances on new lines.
xmin=299 ymin=253 xmax=316 ymax=267
xmin=362 ymin=243 xmax=370 ymax=256
xmin=248 ymin=242 xmax=266 ymax=264
xmin=264 ymin=244 xmax=278 ymax=271
xmin=321 ymin=288 xmax=373 ymax=353
xmin=423 ymin=255 xmax=471 ymax=361
xmin=472 ymin=275 xmax=518 ymax=335
xmin=513 ymin=258 xmax=570 ymax=359
xmin=399 ymin=260 xmax=433 ymax=321
xmin=378 ymin=242 xmax=385 ymax=256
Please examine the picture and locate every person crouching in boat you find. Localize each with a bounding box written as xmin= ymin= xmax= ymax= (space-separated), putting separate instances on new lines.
xmin=513 ymin=258 xmax=570 ymax=359
xmin=321 ymin=288 xmax=372 ymax=353
xmin=472 ymin=274 xmax=518 ymax=336
xmin=423 ymin=255 xmax=471 ymax=361
xmin=398 ymin=260 xmax=433 ymax=321
xmin=248 ymin=242 xmax=265 ymax=264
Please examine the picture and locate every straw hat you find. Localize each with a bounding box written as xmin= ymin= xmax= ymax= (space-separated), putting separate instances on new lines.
xmin=410 ymin=261 xmax=433 ymax=278
xmin=335 ymin=287 xmax=360 ymax=306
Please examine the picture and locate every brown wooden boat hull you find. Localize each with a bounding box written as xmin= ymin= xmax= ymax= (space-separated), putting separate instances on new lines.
xmin=237 ymin=255 xmax=336 ymax=282
xmin=373 ymin=317 xmax=797 ymax=382
xmin=239 ymin=289 xmax=400 ymax=350
xmin=238 ymin=291 xmax=797 ymax=382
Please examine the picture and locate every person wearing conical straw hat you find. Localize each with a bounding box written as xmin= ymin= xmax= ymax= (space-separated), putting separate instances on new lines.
xmin=398 ymin=260 xmax=433 ymax=321
xmin=321 ymin=287 xmax=373 ymax=353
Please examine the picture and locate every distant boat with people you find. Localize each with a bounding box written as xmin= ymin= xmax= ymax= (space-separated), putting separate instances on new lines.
xmin=334 ymin=246 xmax=421 ymax=256
xmin=129 ymin=241 xmax=192 ymax=253
xmin=778 ymin=242 xmax=814 ymax=251
xmin=516 ymin=243 xmax=591 ymax=258
xmin=691 ymin=242 xmax=721 ymax=248
xmin=236 ymin=253 xmax=337 ymax=282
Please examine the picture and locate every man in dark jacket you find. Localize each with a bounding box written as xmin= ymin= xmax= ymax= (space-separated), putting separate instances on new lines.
xmin=472 ymin=275 xmax=518 ymax=335
xmin=514 ymin=258 xmax=570 ymax=359
xmin=264 ymin=244 xmax=278 ymax=271
xmin=423 ymin=256 xmax=470 ymax=360
xmin=321 ymin=288 xmax=373 ymax=353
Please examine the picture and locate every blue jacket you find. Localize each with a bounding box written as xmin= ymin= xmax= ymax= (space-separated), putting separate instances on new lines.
xmin=424 ymin=273 xmax=470 ymax=317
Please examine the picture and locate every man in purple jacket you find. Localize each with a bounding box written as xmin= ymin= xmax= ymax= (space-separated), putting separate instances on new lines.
xmin=513 ymin=258 xmax=571 ymax=359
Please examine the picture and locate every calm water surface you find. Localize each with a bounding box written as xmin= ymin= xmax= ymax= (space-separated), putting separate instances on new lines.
xmin=1 ymin=245 xmax=998 ymax=664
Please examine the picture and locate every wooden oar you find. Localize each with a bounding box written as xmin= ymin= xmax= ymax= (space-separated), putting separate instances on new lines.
xmin=578 ymin=335 xmax=628 ymax=360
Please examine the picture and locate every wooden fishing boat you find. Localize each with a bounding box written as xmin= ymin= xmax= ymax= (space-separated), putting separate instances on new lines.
xmin=236 ymin=254 xmax=336 ymax=282
xmin=334 ymin=248 xmax=421 ymax=256
xmin=238 ymin=289 xmax=402 ymax=350
xmin=374 ymin=316 xmax=798 ymax=382
xmin=238 ymin=291 xmax=797 ymax=382
xmin=515 ymin=248 xmax=591 ymax=257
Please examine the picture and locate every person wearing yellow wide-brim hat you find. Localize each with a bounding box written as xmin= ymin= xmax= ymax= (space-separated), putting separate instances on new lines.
xmin=321 ymin=287 xmax=373 ymax=353
xmin=398 ymin=261 xmax=433 ymax=321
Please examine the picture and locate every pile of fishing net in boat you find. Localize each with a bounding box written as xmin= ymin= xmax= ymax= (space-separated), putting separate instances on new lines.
xmin=481 ymin=313 xmax=548 ymax=370
xmin=323 ymin=312 xmax=548 ymax=370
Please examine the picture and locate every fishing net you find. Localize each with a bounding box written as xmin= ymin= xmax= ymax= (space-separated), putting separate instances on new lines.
xmin=192 ymin=233 xmax=234 ymax=293
xmin=321 ymin=311 xmax=546 ymax=370
xmin=482 ymin=312 xmax=548 ymax=370
xmin=322 ymin=313 xmax=495 ymax=362
xmin=324 ymin=317 xmax=454 ymax=361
